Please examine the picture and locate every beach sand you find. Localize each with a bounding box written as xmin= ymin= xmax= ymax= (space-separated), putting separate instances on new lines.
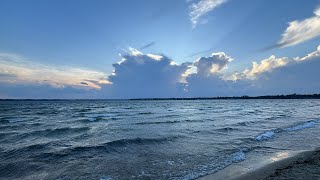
xmin=198 ymin=148 xmax=320 ymax=180
xmin=264 ymin=149 xmax=320 ymax=180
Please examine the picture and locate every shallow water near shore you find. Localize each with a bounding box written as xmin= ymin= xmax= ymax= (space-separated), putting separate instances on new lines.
xmin=0 ymin=99 xmax=320 ymax=180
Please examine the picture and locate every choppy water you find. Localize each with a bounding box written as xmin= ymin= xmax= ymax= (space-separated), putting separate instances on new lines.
xmin=1 ymin=99 xmax=320 ymax=180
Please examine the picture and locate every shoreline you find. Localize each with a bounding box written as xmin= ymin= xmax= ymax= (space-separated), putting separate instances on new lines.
xmin=1 ymin=93 xmax=320 ymax=101
xmin=198 ymin=148 xmax=320 ymax=180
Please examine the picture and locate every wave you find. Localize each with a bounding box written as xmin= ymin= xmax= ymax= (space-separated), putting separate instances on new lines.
xmin=74 ymin=108 xmax=92 ymax=113
xmin=0 ymin=118 xmax=10 ymax=124
xmin=101 ymin=137 xmax=177 ymax=147
xmin=82 ymin=117 xmax=121 ymax=123
xmin=45 ymin=127 xmax=90 ymax=136
xmin=284 ymin=121 xmax=317 ymax=131
xmin=228 ymin=150 xmax=246 ymax=162
xmin=20 ymin=127 xmax=90 ymax=138
xmin=136 ymin=120 xmax=181 ymax=125
xmin=233 ymin=120 xmax=261 ymax=127
xmin=256 ymin=119 xmax=320 ymax=141
xmin=0 ymin=132 xmax=17 ymax=139
xmin=41 ymin=136 xmax=181 ymax=158
xmin=0 ymin=117 xmax=28 ymax=123
xmin=157 ymin=114 xmax=181 ymax=118
xmin=245 ymin=109 xmax=263 ymax=114
xmin=135 ymin=119 xmax=206 ymax=125
xmin=137 ymin=112 xmax=154 ymax=115
xmin=182 ymin=149 xmax=247 ymax=180
xmin=265 ymin=114 xmax=290 ymax=120
xmin=183 ymin=143 xmax=293 ymax=180
xmin=35 ymin=111 xmax=59 ymax=115
xmin=5 ymin=136 xmax=180 ymax=161
xmin=185 ymin=119 xmax=206 ymax=123
xmin=4 ymin=142 xmax=51 ymax=155
xmin=216 ymin=127 xmax=239 ymax=132
xmin=256 ymin=131 xmax=276 ymax=141
xmin=83 ymin=113 xmax=118 ymax=122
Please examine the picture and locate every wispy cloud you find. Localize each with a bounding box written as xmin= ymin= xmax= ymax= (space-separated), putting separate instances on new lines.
xmin=0 ymin=53 xmax=110 ymax=89
xmin=184 ymin=48 xmax=215 ymax=58
xmin=278 ymin=7 xmax=320 ymax=48
xmin=140 ymin=41 xmax=156 ymax=50
xmin=189 ymin=0 xmax=228 ymax=28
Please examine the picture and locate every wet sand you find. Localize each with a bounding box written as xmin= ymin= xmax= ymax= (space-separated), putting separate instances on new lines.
xmin=264 ymin=149 xmax=320 ymax=180
xmin=198 ymin=148 xmax=320 ymax=180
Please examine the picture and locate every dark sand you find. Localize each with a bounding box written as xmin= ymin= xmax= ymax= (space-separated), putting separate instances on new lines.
xmin=264 ymin=149 xmax=320 ymax=180
xmin=198 ymin=149 xmax=320 ymax=180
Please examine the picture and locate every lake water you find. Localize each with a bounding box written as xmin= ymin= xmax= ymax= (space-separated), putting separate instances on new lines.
xmin=1 ymin=99 xmax=320 ymax=180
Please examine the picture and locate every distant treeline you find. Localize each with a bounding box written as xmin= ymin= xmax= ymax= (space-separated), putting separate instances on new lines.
xmin=1 ymin=93 xmax=320 ymax=101
xmin=129 ymin=94 xmax=320 ymax=100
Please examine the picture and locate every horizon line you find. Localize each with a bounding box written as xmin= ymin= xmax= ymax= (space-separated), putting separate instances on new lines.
xmin=1 ymin=93 xmax=320 ymax=101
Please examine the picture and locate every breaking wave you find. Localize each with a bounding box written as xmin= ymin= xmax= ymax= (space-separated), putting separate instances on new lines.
xmin=256 ymin=119 xmax=320 ymax=141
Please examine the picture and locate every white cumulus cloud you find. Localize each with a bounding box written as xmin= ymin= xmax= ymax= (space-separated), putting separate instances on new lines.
xmin=193 ymin=52 xmax=233 ymax=76
xmin=234 ymin=45 xmax=320 ymax=81
xmin=240 ymin=56 xmax=289 ymax=79
xmin=107 ymin=49 xmax=190 ymax=98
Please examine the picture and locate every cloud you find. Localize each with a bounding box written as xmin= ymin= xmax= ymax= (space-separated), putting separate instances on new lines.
xmin=193 ymin=52 xmax=233 ymax=76
xmin=238 ymin=55 xmax=289 ymax=80
xmin=189 ymin=0 xmax=228 ymax=27
xmin=185 ymin=45 xmax=320 ymax=97
xmin=107 ymin=48 xmax=190 ymax=98
xmin=296 ymin=45 xmax=320 ymax=61
xmin=238 ymin=46 xmax=320 ymax=80
xmin=140 ymin=41 xmax=156 ymax=50
xmin=278 ymin=7 xmax=320 ymax=48
xmin=251 ymin=54 xmax=320 ymax=95
xmin=1 ymin=45 xmax=320 ymax=99
xmin=184 ymin=48 xmax=214 ymax=58
xmin=185 ymin=51 xmax=241 ymax=97
xmin=0 ymin=83 xmax=103 ymax=99
xmin=185 ymin=51 xmax=248 ymax=97
xmin=235 ymin=45 xmax=320 ymax=80
xmin=229 ymin=45 xmax=320 ymax=95
xmin=0 ymin=53 xmax=110 ymax=90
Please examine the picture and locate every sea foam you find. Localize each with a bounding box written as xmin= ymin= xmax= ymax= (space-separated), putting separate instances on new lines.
xmin=256 ymin=119 xmax=320 ymax=141
xmin=256 ymin=131 xmax=275 ymax=141
xmin=284 ymin=121 xmax=317 ymax=132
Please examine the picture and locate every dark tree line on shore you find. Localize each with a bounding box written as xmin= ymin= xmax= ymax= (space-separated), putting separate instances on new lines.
xmin=129 ymin=93 xmax=320 ymax=100
xmin=1 ymin=93 xmax=320 ymax=101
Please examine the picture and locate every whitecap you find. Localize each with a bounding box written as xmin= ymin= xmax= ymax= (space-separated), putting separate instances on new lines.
xmin=230 ymin=151 xmax=246 ymax=162
xmin=256 ymin=131 xmax=275 ymax=141
xmin=284 ymin=121 xmax=317 ymax=132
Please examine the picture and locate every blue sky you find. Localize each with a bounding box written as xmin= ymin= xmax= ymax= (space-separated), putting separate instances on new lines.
xmin=1 ymin=0 xmax=320 ymax=98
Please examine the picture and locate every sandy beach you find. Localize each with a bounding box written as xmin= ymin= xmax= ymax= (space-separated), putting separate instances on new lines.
xmin=264 ymin=149 xmax=320 ymax=180
xmin=198 ymin=148 xmax=320 ymax=180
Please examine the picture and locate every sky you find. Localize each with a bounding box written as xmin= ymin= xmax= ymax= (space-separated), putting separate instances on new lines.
xmin=1 ymin=0 xmax=320 ymax=99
